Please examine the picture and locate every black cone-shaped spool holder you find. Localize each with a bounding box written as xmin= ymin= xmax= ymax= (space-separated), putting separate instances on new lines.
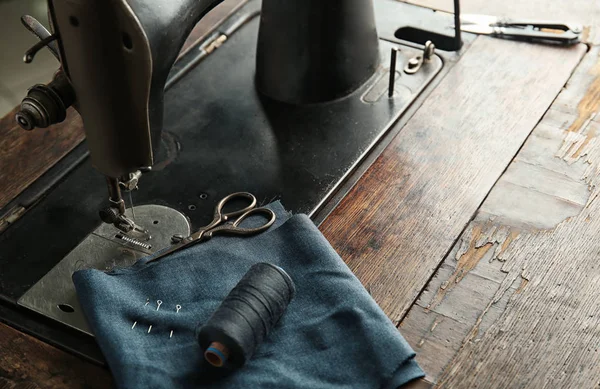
xmin=256 ymin=0 xmax=380 ymax=104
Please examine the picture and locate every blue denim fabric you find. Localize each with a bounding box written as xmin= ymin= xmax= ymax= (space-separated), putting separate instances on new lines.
xmin=73 ymin=202 xmax=424 ymax=388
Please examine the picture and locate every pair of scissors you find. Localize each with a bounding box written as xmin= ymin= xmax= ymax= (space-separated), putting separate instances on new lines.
xmin=146 ymin=192 xmax=276 ymax=264
xmin=459 ymin=14 xmax=583 ymax=45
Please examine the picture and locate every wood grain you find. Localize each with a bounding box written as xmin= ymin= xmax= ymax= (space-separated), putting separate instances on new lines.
xmin=435 ymin=163 xmax=600 ymax=387
xmin=0 ymin=0 xmax=246 ymax=210
xmin=0 ymin=107 xmax=84 ymax=210
xmin=0 ymin=322 xmax=112 ymax=388
xmin=400 ymin=45 xmax=600 ymax=386
xmin=320 ymin=37 xmax=586 ymax=325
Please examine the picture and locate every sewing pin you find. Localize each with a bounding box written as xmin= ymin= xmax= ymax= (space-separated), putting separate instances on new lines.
xmin=170 ymin=305 xmax=182 ymax=339
xmin=156 ymin=300 xmax=163 ymax=311
xmin=148 ymin=325 xmax=153 ymax=333
xmin=133 ymin=298 xmax=149 ymax=329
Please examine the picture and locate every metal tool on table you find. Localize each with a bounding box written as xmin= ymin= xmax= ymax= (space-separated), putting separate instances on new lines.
xmin=147 ymin=192 xmax=276 ymax=264
xmin=458 ymin=14 xmax=583 ymax=45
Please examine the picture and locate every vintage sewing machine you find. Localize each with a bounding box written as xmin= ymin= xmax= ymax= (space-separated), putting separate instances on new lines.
xmin=0 ymin=0 xmax=464 ymax=361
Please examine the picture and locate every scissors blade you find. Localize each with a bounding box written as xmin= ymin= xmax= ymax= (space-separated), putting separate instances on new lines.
xmin=460 ymin=14 xmax=499 ymax=26
xmin=460 ymin=24 xmax=495 ymax=35
xmin=460 ymin=14 xmax=581 ymax=33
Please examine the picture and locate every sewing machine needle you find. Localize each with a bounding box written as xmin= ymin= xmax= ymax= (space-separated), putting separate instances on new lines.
xmin=128 ymin=190 xmax=136 ymax=222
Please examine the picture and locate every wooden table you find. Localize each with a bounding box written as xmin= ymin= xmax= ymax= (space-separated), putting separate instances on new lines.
xmin=2 ymin=0 xmax=600 ymax=387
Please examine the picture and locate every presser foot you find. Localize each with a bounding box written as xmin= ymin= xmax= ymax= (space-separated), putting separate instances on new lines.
xmin=99 ymin=201 xmax=150 ymax=240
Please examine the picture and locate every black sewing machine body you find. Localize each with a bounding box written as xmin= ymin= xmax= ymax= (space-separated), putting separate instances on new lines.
xmin=0 ymin=0 xmax=466 ymax=362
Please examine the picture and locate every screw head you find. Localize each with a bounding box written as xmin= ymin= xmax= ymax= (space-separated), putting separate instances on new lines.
xmin=408 ymin=58 xmax=420 ymax=68
xmin=171 ymin=234 xmax=184 ymax=244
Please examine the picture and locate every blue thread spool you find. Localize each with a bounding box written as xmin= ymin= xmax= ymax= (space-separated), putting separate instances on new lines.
xmin=197 ymin=263 xmax=296 ymax=369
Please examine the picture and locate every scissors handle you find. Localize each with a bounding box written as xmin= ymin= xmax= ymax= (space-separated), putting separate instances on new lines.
xmin=214 ymin=192 xmax=257 ymax=219
xmin=192 ymin=192 xmax=258 ymax=238
xmin=494 ymin=18 xmax=582 ymax=33
xmin=145 ymin=193 xmax=273 ymax=264
xmin=205 ymin=207 xmax=276 ymax=237
xmin=494 ymin=26 xmax=580 ymax=44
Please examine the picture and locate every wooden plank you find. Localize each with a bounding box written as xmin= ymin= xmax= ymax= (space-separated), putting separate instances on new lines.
xmin=401 ymin=45 xmax=600 ymax=386
xmin=436 ymin=178 xmax=600 ymax=386
xmin=0 ymin=322 xmax=111 ymax=388
xmin=0 ymin=0 xmax=245 ymax=210
xmin=401 ymin=0 xmax=600 ymax=44
xmin=0 ymin=107 xmax=84 ymax=210
xmin=320 ymin=37 xmax=586 ymax=325
xmin=0 ymin=107 xmax=85 ymax=208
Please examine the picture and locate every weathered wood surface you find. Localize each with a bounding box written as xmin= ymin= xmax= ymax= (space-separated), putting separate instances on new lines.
xmin=393 ymin=0 xmax=600 ymax=387
xmin=0 ymin=322 xmax=112 ymax=388
xmin=320 ymin=37 xmax=586 ymax=324
xmin=0 ymin=1 xmax=595 ymax=388
xmin=400 ymin=42 xmax=600 ymax=387
xmin=0 ymin=0 xmax=246 ymax=210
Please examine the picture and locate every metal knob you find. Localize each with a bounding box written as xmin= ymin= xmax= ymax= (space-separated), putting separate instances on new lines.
xmin=15 ymin=71 xmax=75 ymax=131
xmin=99 ymin=207 xmax=121 ymax=225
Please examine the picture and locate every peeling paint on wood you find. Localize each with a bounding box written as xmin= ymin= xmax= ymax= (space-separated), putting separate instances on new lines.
xmin=565 ymin=72 xmax=600 ymax=134
xmin=437 ymin=199 xmax=600 ymax=388
xmin=426 ymin=224 xmax=494 ymax=311
xmin=402 ymin=41 xmax=600 ymax=389
xmin=515 ymin=277 xmax=528 ymax=294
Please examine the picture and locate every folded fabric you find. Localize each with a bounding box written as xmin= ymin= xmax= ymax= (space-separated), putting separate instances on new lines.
xmin=73 ymin=202 xmax=424 ymax=388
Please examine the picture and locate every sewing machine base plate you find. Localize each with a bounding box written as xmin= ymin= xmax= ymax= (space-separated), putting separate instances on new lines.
xmin=18 ymin=205 xmax=190 ymax=335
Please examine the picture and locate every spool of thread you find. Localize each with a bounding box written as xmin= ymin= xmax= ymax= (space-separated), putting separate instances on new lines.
xmin=197 ymin=263 xmax=296 ymax=369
